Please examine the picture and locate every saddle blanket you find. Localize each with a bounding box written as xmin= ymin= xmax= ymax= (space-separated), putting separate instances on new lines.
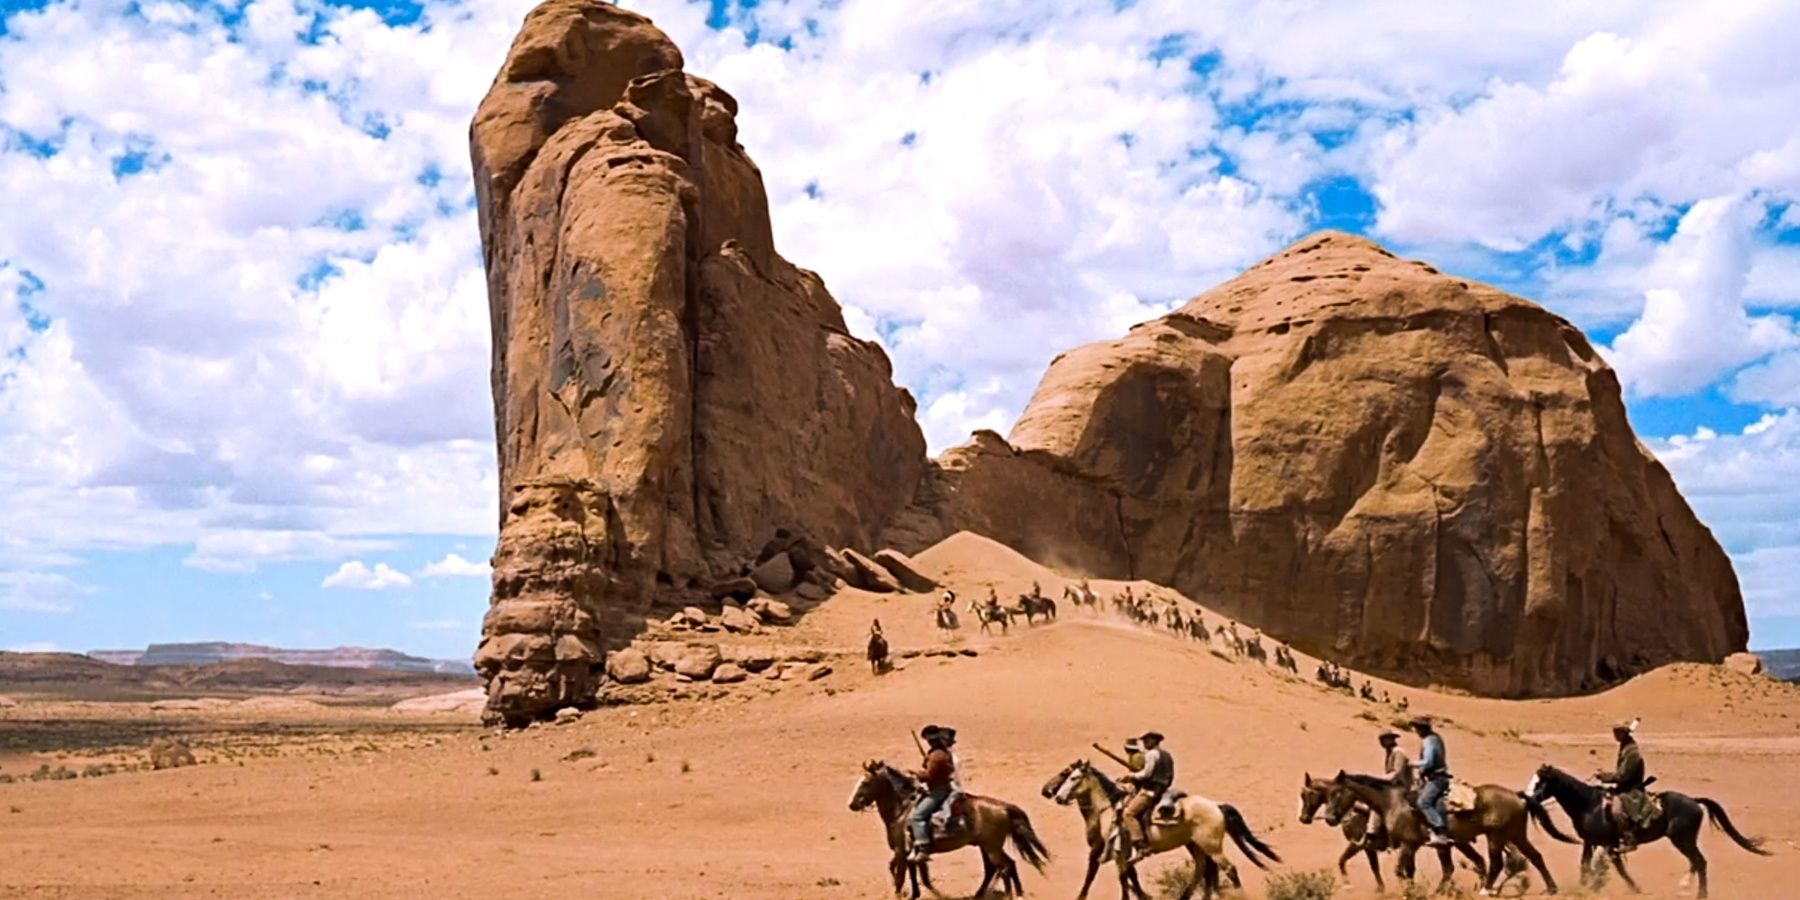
xmin=1153 ymin=789 xmax=1189 ymax=822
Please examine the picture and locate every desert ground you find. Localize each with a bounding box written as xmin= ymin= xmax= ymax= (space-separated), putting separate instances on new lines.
xmin=3 ymin=536 xmax=1796 ymax=899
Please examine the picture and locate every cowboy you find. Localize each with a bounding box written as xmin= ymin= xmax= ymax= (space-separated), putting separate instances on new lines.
xmin=908 ymin=725 xmax=959 ymax=862
xmin=1122 ymin=736 xmax=1145 ymax=771
xmin=1362 ymin=730 xmax=1413 ymax=848
xmin=1411 ymin=715 xmax=1452 ymax=846
xmin=1596 ymin=719 xmax=1652 ymax=852
xmin=867 ymin=619 xmax=889 ymax=673
xmin=1120 ymin=731 xmax=1175 ymax=862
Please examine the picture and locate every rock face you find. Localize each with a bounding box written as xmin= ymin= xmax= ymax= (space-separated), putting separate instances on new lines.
xmin=472 ymin=2 xmax=1746 ymax=712
xmin=885 ymin=232 xmax=1747 ymax=696
xmin=470 ymin=0 xmax=924 ymax=723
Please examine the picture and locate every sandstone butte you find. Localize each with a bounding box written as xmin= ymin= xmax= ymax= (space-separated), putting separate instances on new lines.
xmin=469 ymin=0 xmax=1747 ymax=724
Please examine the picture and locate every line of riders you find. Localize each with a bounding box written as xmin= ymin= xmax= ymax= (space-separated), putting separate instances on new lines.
xmin=851 ymin=717 xmax=1769 ymax=900
xmin=933 ymin=582 xmax=1303 ymax=672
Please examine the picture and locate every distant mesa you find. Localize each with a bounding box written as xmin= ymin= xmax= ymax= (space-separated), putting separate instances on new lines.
xmin=1756 ymin=648 xmax=1800 ymax=682
xmin=87 ymin=643 xmax=472 ymax=675
xmin=469 ymin=0 xmax=1747 ymax=724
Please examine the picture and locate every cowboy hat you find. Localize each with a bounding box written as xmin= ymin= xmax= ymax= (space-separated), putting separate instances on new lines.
xmin=1408 ymin=715 xmax=1434 ymax=728
xmin=1377 ymin=730 xmax=1399 ymax=741
xmin=1139 ymin=731 xmax=1165 ymax=743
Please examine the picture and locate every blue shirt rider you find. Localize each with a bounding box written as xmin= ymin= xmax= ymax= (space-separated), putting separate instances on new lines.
xmin=1411 ymin=715 xmax=1452 ymax=846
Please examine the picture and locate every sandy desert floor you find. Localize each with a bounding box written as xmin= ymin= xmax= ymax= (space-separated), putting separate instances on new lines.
xmin=3 ymin=536 xmax=1797 ymax=899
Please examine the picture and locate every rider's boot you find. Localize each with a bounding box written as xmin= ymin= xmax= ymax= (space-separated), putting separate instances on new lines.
xmin=1426 ymin=828 xmax=1453 ymax=847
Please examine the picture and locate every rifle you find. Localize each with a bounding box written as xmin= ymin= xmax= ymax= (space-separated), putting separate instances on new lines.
xmin=1091 ymin=741 xmax=1132 ymax=770
xmin=912 ymin=730 xmax=929 ymax=761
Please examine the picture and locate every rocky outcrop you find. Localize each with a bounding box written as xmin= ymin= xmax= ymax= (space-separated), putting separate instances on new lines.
xmin=471 ymin=1 xmax=924 ymax=724
xmin=472 ymin=2 xmax=1746 ymax=712
xmin=885 ymin=232 xmax=1747 ymax=696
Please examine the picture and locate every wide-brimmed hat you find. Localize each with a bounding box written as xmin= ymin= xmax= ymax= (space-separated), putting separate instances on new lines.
xmin=936 ymin=726 xmax=957 ymax=743
xmin=1612 ymin=718 xmax=1638 ymax=734
xmin=1408 ymin=715 xmax=1434 ymax=729
xmin=1139 ymin=731 xmax=1165 ymax=743
xmin=1377 ymin=730 xmax=1399 ymax=741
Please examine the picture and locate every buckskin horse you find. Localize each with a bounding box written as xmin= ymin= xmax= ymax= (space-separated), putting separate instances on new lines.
xmin=1526 ymin=764 xmax=1771 ymax=898
xmin=1043 ymin=759 xmax=1278 ymax=900
xmin=849 ymin=760 xmax=1050 ymax=898
xmin=1325 ymin=770 xmax=1572 ymax=895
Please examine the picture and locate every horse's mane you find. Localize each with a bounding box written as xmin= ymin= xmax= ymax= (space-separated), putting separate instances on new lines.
xmin=1535 ymin=765 xmax=1591 ymax=794
xmin=1087 ymin=765 xmax=1125 ymax=802
xmin=1337 ymin=771 xmax=1395 ymax=792
xmin=876 ymin=763 xmax=916 ymax=798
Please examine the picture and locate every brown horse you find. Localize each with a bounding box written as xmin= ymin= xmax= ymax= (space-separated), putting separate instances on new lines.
xmin=850 ymin=760 xmax=1050 ymax=898
xmin=1044 ymin=759 xmax=1277 ymax=900
xmin=1299 ymin=773 xmax=1390 ymax=890
xmin=1327 ymin=771 xmax=1572 ymax=894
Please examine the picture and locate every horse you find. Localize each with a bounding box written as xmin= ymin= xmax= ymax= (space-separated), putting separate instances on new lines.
xmin=1064 ymin=583 xmax=1099 ymax=612
xmin=1299 ymin=773 xmax=1388 ymax=891
xmin=969 ymin=600 xmax=1012 ymax=635
xmin=1526 ymin=764 xmax=1771 ymax=898
xmin=867 ymin=630 xmax=890 ymax=674
xmin=1243 ymin=635 xmax=1267 ymax=664
xmin=850 ymin=760 xmax=1051 ymax=898
xmin=1016 ymin=593 xmax=1057 ymax=625
xmin=1044 ymin=759 xmax=1279 ymax=900
xmin=1326 ymin=770 xmax=1571 ymax=895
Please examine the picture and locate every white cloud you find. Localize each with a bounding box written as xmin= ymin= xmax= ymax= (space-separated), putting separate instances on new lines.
xmin=1605 ymin=196 xmax=1797 ymax=396
xmin=1653 ymin=410 xmax=1800 ymax=618
xmin=321 ymin=560 xmax=413 ymax=591
xmin=0 ymin=571 xmax=86 ymax=614
xmin=419 ymin=552 xmax=489 ymax=578
xmin=5 ymin=641 xmax=61 ymax=653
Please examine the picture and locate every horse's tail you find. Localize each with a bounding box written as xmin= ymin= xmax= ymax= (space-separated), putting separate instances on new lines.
xmin=1005 ymin=804 xmax=1052 ymax=872
xmin=1520 ymin=793 xmax=1580 ymax=844
xmin=1695 ymin=796 xmax=1774 ymax=856
xmin=1219 ymin=804 xmax=1280 ymax=868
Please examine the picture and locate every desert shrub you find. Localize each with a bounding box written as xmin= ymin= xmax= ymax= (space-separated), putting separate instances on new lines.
xmin=1154 ymin=864 xmax=1195 ymax=899
xmin=486 ymin=766 xmax=499 ymax=776
xmin=530 ymin=768 xmax=542 ymax=782
xmin=1267 ymin=870 xmax=1337 ymax=900
xmin=562 ymin=748 xmax=596 ymax=762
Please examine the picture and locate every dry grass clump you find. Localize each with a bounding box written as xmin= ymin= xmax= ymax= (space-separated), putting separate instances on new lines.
xmin=1266 ymin=870 xmax=1337 ymax=900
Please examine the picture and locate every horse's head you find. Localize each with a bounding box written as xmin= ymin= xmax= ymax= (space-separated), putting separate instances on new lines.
xmin=1525 ymin=763 xmax=1561 ymax=803
xmin=1046 ymin=759 xmax=1092 ymax=806
xmin=1322 ymin=771 xmax=1359 ymax=826
xmin=849 ymin=759 xmax=887 ymax=812
xmin=1298 ymin=773 xmax=1332 ymax=824
xmin=1040 ymin=761 xmax=1077 ymax=800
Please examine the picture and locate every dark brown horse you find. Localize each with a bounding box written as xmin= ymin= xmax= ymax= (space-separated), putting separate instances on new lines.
xmin=1326 ymin=771 xmax=1572 ymax=894
xmin=850 ymin=760 xmax=1050 ymax=898
xmin=1299 ymin=773 xmax=1389 ymax=890
xmin=1527 ymin=764 xmax=1771 ymax=898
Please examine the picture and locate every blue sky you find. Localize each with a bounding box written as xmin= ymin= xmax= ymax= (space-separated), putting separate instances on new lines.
xmin=4 ymin=0 xmax=1800 ymax=659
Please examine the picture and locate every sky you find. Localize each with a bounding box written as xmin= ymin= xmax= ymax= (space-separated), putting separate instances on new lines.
xmin=3 ymin=0 xmax=1800 ymax=660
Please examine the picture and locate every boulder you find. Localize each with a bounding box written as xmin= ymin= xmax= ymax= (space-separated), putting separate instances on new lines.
xmin=711 ymin=663 xmax=748 ymax=684
xmin=709 ymin=577 xmax=758 ymax=601
xmin=147 ymin=738 xmax=197 ymax=770
xmin=748 ymin=597 xmax=794 ymax=624
xmin=645 ymin=642 xmax=686 ymax=671
xmin=750 ymin=552 xmax=797 ymax=593
xmin=794 ymin=581 xmax=828 ymax=601
xmin=872 ymin=549 xmax=937 ymax=592
xmin=726 ymin=647 xmax=777 ymax=672
xmin=605 ymin=648 xmax=652 ymax=684
xmin=554 ymin=707 xmax=583 ymax=724
xmin=673 ymin=645 xmax=723 ymax=680
xmin=885 ymin=232 xmax=1749 ymax=696
xmin=471 ymin=0 xmax=925 ymax=723
xmin=806 ymin=663 xmax=834 ymax=682
xmin=1723 ymin=652 xmax=1766 ymax=677
xmin=840 ymin=548 xmax=905 ymax=593
xmin=719 ymin=605 xmax=760 ymax=633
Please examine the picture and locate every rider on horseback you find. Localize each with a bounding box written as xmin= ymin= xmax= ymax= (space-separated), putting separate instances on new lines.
xmin=908 ymin=725 xmax=960 ymax=863
xmin=1411 ymin=716 xmax=1453 ymax=847
xmin=1368 ymin=729 xmax=1414 ymax=847
xmin=1120 ymin=731 xmax=1175 ymax=863
xmin=1597 ymin=719 xmax=1652 ymax=853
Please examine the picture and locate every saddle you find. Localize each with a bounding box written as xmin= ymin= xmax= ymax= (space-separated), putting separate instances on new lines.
xmin=1153 ymin=788 xmax=1188 ymax=822
xmin=1444 ymin=780 xmax=1478 ymax=813
xmin=919 ymin=793 xmax=973 ymax=842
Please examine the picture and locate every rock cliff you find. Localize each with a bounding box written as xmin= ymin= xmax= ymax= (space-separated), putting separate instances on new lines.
xmin=885 ymin=232 xmax=1747 ymax=695
xmin=472 ymin=1 xmax=1746 ymax=718
xmin=470 ymin=0 xmax=923 ymax=723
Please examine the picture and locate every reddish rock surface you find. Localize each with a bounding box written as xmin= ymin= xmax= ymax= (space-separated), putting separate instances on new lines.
xmin=886 ymin=232 xmax=1747 ymax=695
xmin=471 ymin=0 xmax=922 ymax=724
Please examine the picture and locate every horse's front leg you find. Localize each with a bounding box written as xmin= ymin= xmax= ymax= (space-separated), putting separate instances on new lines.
xmin=1366 ymin=845 xmax=1386 ymax=893
xmin=1608 ymin=851 xmax=1641 ymax=894
xmin=1078 ymin=842 xmax=1103 ymax=900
